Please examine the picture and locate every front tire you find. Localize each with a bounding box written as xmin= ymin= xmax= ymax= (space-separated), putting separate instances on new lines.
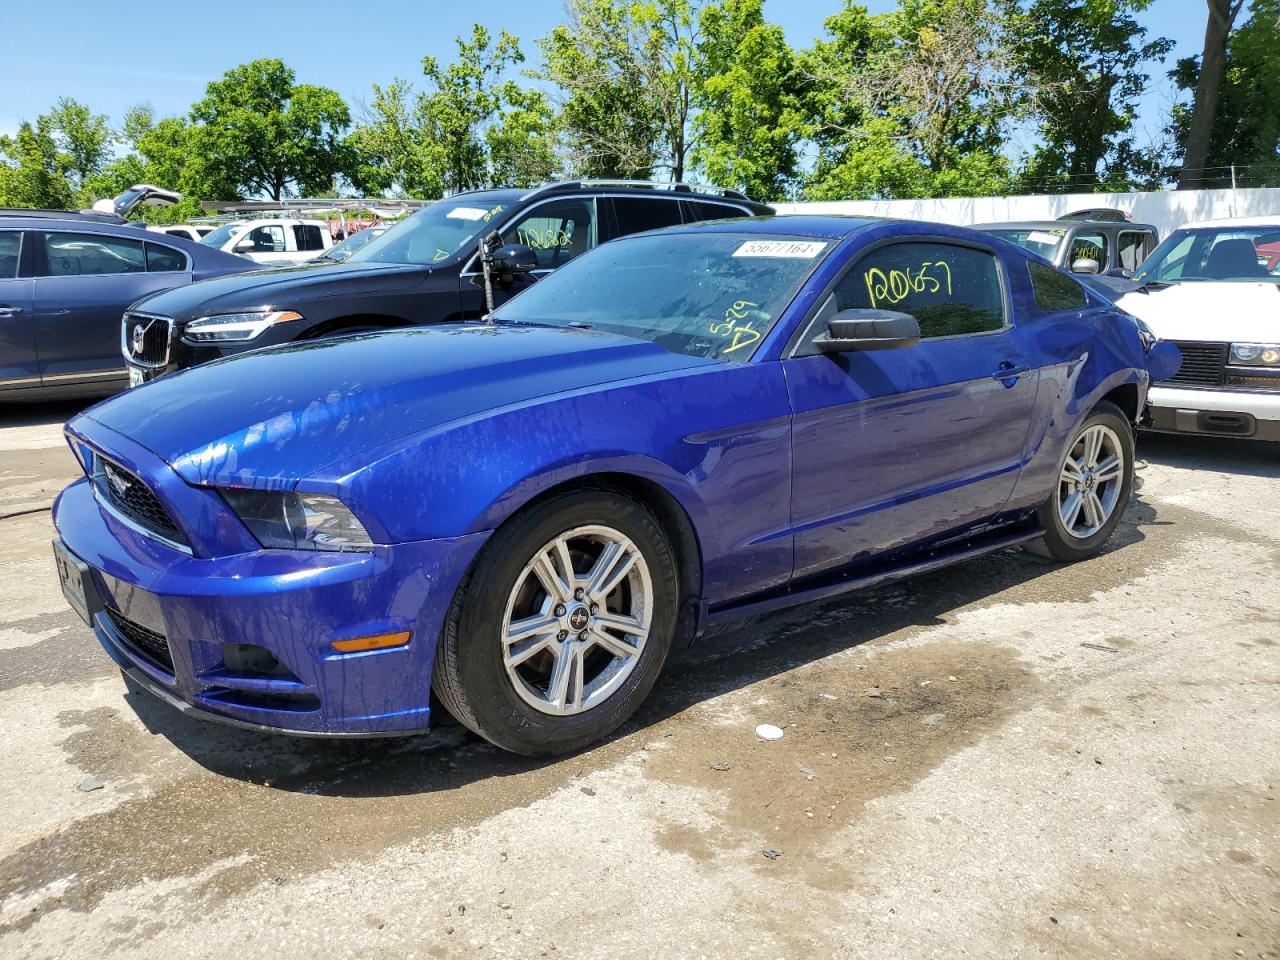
xmin=1032 ymin=401 xmax=1135 ymax=562
xmin=432 ymin=489 xmax=679 ymax=756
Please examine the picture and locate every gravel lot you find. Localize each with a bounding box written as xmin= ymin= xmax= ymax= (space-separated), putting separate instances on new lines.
xmin=1 ymin=400 xmax=1277 ymax=960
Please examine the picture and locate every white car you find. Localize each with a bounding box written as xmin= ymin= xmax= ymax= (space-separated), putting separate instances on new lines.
xmin=197 ymin=218 xmax=333 ymax=265
xmin=1118 ymin=216 xmax=1280 ymax=444
xmin=148 ymin=224 xmax=214 ymax=243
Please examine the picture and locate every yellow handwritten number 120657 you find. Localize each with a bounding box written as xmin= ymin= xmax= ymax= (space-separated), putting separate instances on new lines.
xmin=864 ymin=261 xmax=952 ymax=309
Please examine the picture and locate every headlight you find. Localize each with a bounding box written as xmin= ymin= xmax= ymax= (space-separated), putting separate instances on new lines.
xmin=184 ymin=310 xmax=303 ymax=343
xmin=1229 ymin=342 xmax=1280 ymax=366
xmin=220 ymin=489 xmax=374 ymax=551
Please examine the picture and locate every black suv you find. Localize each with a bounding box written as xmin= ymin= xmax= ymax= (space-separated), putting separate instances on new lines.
xmin=124 ymin=181 xmax=772 ymax=381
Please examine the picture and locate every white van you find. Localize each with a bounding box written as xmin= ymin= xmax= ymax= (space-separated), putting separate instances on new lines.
xmin=197 ymin=218 xmax=333 ymax=265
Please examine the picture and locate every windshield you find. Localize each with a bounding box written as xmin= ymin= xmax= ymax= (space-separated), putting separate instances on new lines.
xmin=981 ymin=227 xmax=1066 ymax=261
xmin=491 ymin=232 xmax=830 ymax=362
xmin=1136 ymin=226 xmax=1280 ymax=283
xmin=350 ymin=196 xmax=513 ymax=266
xmin=199 ymin=222 xmax=246 ymax=248
xmin=321 ymin=226 xmax=385 ymax=263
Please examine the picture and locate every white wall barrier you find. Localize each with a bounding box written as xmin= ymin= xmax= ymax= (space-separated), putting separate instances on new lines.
xmin=775 ymin=187 xmax=1280 ymax=239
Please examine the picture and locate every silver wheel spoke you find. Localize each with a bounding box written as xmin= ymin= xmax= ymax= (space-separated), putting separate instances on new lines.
xmin=590 ymin=627 xmax=640 ymax=661
xmin=594 ymin=611 xmax=647 ymax=637
xmin=546 ymin=642 xmax=585 ymax=713
xmin=1094 ymin=454 xmax=1122 ymax=482
xmin=1083 ymin=427 xmax=1104 ymax=468
xmin=586 ymin=540 xmax=637 ymax=602
xmin=533 ymin=541 xmax=573 ymax=603
xmin=1061 ymin=491 xmax=1084 ymax=530
xmin=1083 ymin=492 xmax=1105 ymax=530
xmin=504 ymin=613 xmax=560 ymax=668
xmin=1060 ymin=458 xmax=1084 ymax=486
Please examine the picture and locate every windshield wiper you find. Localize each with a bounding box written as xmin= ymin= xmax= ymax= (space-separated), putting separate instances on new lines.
xmin=1136 ymin=279 xmax=1173 ymax=293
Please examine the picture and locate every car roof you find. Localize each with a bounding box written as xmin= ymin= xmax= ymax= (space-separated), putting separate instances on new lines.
xmin=0 ymin=214 xmax=152 ymax=233
xmin=973 ymin=220 xmax=1156 ymax=231
xmin=645 ymin=214 xmax=883 ymax=240
xmin=1177 ymin=215 xmax=1280 ymax=229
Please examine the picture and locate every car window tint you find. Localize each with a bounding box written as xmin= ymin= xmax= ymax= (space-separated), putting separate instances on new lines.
xmin=293 ymin=224 xmax=325 ymax=251
xmin=683 ymin=199 xmax=746 ymax=223
xmin=1069 ymin=231 xmax=1108 ymax=272
xmin=1028 ymin=262 xmax=1087 ymax=312
xmin=835 ymin=242 xmax=1005 ymax=338
xmin=0 ymin=232 xmax=20 ymax=279
xmin=1117 ymin=231 xmax=1148 ymax=272
xmin=145 ymin=242 xmax=186 ymax=272
xmin=43 ymin=232 xmax=145 ymax=276
xmin=611 ymin=197 xmax=684 ymax=236
xmin=503 ymin=199 xmax=596 ymax=270
xmin=245 ymin=225 xmax=285 ymax=253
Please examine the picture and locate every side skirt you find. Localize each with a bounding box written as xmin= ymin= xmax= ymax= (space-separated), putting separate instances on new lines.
xmin=698 ymin=524 xmax=1042 ymax=638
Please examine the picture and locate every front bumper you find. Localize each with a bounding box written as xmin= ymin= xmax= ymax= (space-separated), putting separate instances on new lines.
xmin=54 ymin=477 xmax=488 ymax=735
xmin=1146 ymin=384 xmax=1280 ymax=442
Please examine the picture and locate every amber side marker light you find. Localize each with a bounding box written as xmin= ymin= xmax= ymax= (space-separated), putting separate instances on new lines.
xmin=331 ymin=631 xmax=411 ymax=653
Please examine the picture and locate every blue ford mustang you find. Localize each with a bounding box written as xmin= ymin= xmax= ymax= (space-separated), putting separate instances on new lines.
xmin=52 ymin=216 xmax=1180 ymax=755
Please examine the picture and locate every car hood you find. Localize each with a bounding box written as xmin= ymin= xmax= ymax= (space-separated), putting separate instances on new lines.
xmin=1117 ymin=281 xmax=1280 ymax=341
xmin=132 ymin=260 xmax=429 ymax=319
xmin=79 ymin=323 xmax=717 ymax=488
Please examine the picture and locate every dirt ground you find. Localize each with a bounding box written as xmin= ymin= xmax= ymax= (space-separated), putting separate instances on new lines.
xmin=0 ymin=400 xmax=1276 ymax=960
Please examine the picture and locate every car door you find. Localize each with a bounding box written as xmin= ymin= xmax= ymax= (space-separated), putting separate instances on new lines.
xmin=33 ymin=231 xmax=191 ymax=385
xmin=236 ymin=224 xmax=290 ymax=264
xmin=782 ymin=238 xmax=1042 ymax=581
xmin=292 ymin=223 xmax=327 ymax=258
xmin=459 ymin=197 xmax=600 ymax=317
xmin=0 ymin=230 xmax=37 ymax=391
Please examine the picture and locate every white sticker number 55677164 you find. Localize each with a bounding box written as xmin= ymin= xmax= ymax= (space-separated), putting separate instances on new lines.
xmin=732 ymin=240 xmax=827 ymax=259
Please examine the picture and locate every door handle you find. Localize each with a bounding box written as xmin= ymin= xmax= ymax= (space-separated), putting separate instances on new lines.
xmin=0 ymin=305 xmax=24 ymax=317
xmin=992 ymin=361 xmax=1030 ymax=384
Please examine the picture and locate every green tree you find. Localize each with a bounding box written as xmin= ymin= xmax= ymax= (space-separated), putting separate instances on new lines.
xmin=48 ymin=98 xmax=114 ymax=201
xmin=693 ymin=0 xmax=803 ymax=200
xmin=188 ymin=59 xmax=353 ymax=200
xmin=1178 ymin=0 xmax=1247 ymax=188
xmin=1171 ymin=0 xmax=1279 ymax=187
xmin=802 ymin=0 xmax=1021 ymax=199
xmin=1007 ymin=0 xmax=1172 ymax=191
xmin=349 ymin=28 xmax=556 ymax=197
xmin=0 ymin=117 xmax=73 ymax=208
xmin=538 ymin=0 xmax=699 ymax=181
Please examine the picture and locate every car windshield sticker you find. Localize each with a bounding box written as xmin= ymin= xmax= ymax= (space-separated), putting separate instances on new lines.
xmin=864 ymin=261 xmax=953 ymax=309
xmin=732 ymin=240 xmax=827 ymax=259
xmin=709 ymin=300 xmax=763 ymax=354
xmin=447 ymin=207 xmax=492 ymax=221
xmin=518 ymin=225 xmax=573 ymax=249
xmin=1027 ymin=231 xmax=1063 ymax=245
xmin=432 ymin=249 xmax=449 ymax=262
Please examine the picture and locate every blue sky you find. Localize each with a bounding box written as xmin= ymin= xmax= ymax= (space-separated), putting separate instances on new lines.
xmin=2 ymin=0 xmax=1206 ymax=160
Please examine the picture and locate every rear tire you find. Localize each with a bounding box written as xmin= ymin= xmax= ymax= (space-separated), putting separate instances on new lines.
xmin=432 ymin=489 xmax=679 ymax=756
xmin=1031 ymin=401 xmax=1135 ymax=562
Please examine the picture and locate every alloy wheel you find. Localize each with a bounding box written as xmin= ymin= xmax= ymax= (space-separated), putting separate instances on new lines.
xmin=1057 ymin=424 xmax=1125 ymax=539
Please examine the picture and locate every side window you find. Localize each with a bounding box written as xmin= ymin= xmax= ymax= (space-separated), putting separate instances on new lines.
xmin=1068 ymin=231 xmax=1108 ymax=272
xmin=42 ymin=232 xmax=145 ymax=276
xmin=0 ymin=232 xmax=21 ymax=279
xmin=611 ymin=197 xmax=683 ymax=236
xmin=145 ymin=242 xmax=187 ymax=273
xmin=293 ymin=224 xmax=325 ymax=251
xmin=1028 ymin=262 xmax=1087 ymax=312
xmin=1117 ymin=231 xmax=1147 ymax=272
xmin=503 ymin=199 xmax=596 ymax=270
xmin=834 ymin=242 xmax=1006 ymax=339
xmin=245 ymin=225 xmax=285 ymax=253
xmin=682 ymin=199 xmax=747 ymax=223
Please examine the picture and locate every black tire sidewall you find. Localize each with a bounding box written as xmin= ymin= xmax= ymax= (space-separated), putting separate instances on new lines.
xmin=1037 ymin=402 xmax=1135 ymax=562
xmin=443 ymin=490 xmax=679 ymax=756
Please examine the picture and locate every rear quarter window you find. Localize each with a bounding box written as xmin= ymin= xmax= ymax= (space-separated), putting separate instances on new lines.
xmin=1028 ymin=262 xmax=1087 ymax=312
xmin=145 ymin=242 xmax=187 ymax=272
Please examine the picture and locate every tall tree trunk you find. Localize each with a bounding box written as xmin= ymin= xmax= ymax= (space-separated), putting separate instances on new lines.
xmin=1179 ymin=0 xmax=1243 ymax=189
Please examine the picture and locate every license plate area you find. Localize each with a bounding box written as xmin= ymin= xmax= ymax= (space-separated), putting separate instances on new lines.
xmin=53 ymin=539 xmax=102 ymax=626
xmin=128 ymin=366 xmax=145 ymax=388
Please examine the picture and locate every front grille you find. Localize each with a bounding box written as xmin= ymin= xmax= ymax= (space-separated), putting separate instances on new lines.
xmin=123 ymin=313 xmax=172 ymax=367
xmin=93 ymin=456 xmax=189 ymax=548
xmin=1162 ymin=341 xmax=1228 ymax=387
xmin=106 ymin=609 xmax=174 ymax=673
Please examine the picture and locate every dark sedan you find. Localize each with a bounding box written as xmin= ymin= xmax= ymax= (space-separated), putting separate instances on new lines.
xmin=0 ymin=211 xmax=254 ymax=401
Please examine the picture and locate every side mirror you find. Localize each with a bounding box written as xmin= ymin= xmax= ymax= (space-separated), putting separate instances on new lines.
xmin=491 ymin=243 xmax=538 ymax=275
xmin=1071 ymin=258 xmax=1101 ymax=274
xmin=233 ymin=239 xmax=255 ymax=254
xmin=816 ymin=308 xmax=921 ymax=353
xmin=1146 ymin=339 xmax=1182 ymax=382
